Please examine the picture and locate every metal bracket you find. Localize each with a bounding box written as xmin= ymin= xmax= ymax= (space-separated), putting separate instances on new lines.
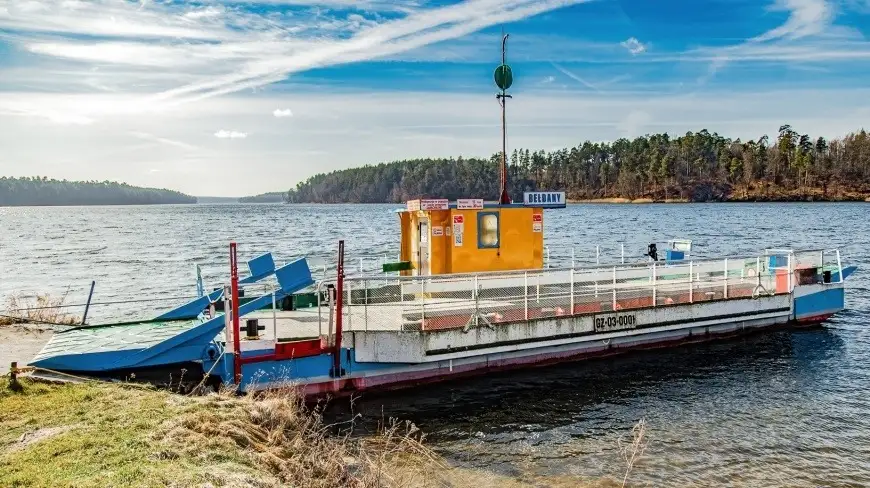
xmin=463 ymin=284 xmax=495 ymax=333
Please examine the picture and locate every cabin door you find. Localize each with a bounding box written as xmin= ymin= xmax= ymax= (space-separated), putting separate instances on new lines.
xmin=417 ymin=218 xmax=430 ymax=276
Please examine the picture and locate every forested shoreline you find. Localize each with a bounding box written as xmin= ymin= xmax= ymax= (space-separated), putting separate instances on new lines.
xmin=0 ymin=177 xmax=197 ymax=206
xmin=238 ymin=191 xmax=285 ymax=203
xmin=285 ymin=126 xmax=870 ymax=203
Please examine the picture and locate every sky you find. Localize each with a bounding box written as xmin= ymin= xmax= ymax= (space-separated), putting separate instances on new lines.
xmin=1 ymin=0 xmax=869 ymax=197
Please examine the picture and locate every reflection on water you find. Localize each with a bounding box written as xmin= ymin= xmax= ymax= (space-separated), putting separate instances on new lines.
xmin=327 ymin=328 xmax=870 ymax=486
xmin=2 ymin=202 xmax=869 ymax=486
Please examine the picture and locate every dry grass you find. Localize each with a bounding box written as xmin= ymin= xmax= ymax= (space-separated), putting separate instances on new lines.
xmin=1 ymin=291 xmax=81 ymax=327
xmin=2 ymin=378 xmax=648 ymax=487
xmin=0 ymin=290 xmax=81 ymax=326
xmin=618 ymin=418 xmax=648 ymax=488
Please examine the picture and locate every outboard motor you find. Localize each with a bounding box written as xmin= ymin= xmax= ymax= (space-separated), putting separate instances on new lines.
xmin=647 ymin=243 xmax=659 ymax=261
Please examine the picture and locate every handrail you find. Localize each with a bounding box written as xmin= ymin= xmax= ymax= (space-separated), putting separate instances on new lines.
xmin=336 ymin=249 xmax=822 ymax=284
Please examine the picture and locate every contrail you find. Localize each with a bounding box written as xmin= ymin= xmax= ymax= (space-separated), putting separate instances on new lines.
xmin=155 ymin=0 xmax=589 ymax=106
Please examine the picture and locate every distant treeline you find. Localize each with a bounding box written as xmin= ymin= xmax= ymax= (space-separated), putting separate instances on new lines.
xmin=238 ymin=192 xmax=286 ymax=203
xmin=286 ymin=126 xmax=870 ymax=203
xmin=0 ymin=177 xmax=197 ymax=206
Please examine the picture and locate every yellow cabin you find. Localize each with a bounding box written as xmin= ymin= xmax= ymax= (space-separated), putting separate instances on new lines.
xmin=397 ymin=193 xmax=565 ymax=276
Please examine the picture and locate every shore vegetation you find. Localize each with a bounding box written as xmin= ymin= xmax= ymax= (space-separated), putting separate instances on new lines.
xmin=284 ymin=126 xmax=870 ymax=203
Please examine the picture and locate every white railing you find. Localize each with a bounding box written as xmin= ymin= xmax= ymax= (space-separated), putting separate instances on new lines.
xmin=313 ymin=253 xmax=791 ymax=335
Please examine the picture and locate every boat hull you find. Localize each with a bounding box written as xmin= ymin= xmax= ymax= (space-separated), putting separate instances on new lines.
xmin=240 ymin=298 xmax=807 ymax=398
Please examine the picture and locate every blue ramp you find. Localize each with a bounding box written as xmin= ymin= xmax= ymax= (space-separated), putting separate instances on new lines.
xmin=30 ymin=257 xmax=314 ymax=373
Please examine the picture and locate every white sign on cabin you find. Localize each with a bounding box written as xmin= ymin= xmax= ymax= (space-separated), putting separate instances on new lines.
xmin=420 ymin=199 xmax=449 ymax=210
xmin=523 ymin=191 xmax=567 ymax=208
xmin=456 ymin=198 xmax=484 ymax=210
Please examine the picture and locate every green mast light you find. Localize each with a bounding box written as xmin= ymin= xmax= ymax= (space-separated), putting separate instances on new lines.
xmin=494 ymin=64 xmax=513 ymax=91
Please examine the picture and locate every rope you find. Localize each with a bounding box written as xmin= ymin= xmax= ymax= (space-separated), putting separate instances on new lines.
xmin=186 ymin=350 xmax=226 ymax=396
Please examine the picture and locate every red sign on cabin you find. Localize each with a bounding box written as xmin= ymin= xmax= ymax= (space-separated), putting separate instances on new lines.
xmin=453 ymin=215 xmax=464 ymax=224
xmin=532 ymin=214 xmax=542 ymax=222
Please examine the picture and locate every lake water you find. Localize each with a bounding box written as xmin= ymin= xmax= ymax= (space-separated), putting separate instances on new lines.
xmin=1 ymin=203 xmax=868 ymax=486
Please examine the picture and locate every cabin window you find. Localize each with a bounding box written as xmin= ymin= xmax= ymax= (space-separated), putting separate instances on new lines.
xmin=477 ymin=212 xmax=500 ymax=248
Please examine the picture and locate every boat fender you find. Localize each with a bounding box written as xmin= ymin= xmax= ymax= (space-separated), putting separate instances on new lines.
xmin=747 ymin=268 xmax=757 ymax=277
xmin=202 ymin=343 xmax=220 ymax=361
xmin=665 ymin=297 xmax=674 ymax=305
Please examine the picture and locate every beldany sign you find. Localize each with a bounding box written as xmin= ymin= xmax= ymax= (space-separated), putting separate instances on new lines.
xmin=523 ymin=192 xmax=566 ymax=208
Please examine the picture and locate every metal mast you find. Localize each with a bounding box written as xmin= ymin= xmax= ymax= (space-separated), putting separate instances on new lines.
xmin=495 ymin=33 xmax=513 ymax=204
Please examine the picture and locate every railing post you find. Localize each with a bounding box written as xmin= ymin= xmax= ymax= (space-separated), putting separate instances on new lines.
xmin=723 ymin=258 xmax=728 ymax=298
xmin=347 ymin=280 xmax=352 ymax=330
xmin=421 ymin=278 xmax=426 ymax=329
xmin=596 ymin=245 xmax=600 ymax=265
xmin=787 ymin=254 xmax=793 ymax=292
xmin=756 ymin=256 xmax=761 ymax=290
xmin=571 ymin=247 xmax=575 ymax=268
xmin=524 ymin=271 xmax=529 ymax=320
xmin=327 ymin=285 xmax=334 ymax=346
xmin=837 ymin=250 xmax=843 ymax=283
xmin=570 ymin=268 xmax=575 ymax=314
xmin=652 ymin=262 xmax=657 ymax=306
xmin=689 ymin=261 xmax=694 ymax=303
xmin=272 ymin=287 xmax=277 ymax=341
xmin=612 ymin=266 xmax=617 ymax=310
xmin=621 ymin=243 xmax=625 ymax=264
xmin=81 ymin=280 xmax=95 ymax=325
xmin=364 ymin=279 xmax=369 ymax=331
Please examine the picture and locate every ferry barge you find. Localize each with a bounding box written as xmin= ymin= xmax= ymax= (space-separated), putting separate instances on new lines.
xmin=28 ymin=197 xmax=857 ymax=396
xmin=26 ymin=35 xmax=858 ymax=396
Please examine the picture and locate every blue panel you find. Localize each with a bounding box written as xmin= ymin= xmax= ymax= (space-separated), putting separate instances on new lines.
xmin=116 ymin=315 xmax=227 ymax=369
xmin=769 ymin=255 xmax=788 ymax=268
xmin=839 ymin=265 xmax=858 ymax=281
xmin=275 ymin=259 xmax=314 ymax=292
xmin=794 ymin=287 xmax=845 ymax=319
xmin=31 ymin=260 xmax=314 ymax=373
xmin=239 ymin=353 xmax=335 ymax=390
xmin=665 ymin=249 xmax=684 ymax=263
xmin=155 ymin=289 xmax=223 ymax=321
xmin=237 ymin=348 xmax=414 ymax=390
xmin=240 ymin=253 xmax=275 ymax=284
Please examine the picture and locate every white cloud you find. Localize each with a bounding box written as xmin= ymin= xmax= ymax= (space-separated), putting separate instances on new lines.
xmin=214 ymin=130 xmax=248 ymax=139
xmin=693 ymin=0 xmax=843 ymax=84
xmin=152 ymin=0 xmax=594 ymax=105
xmin=551 ymin=62 xmax=599 ymax=91
xmin=273 ymin=108 xmax=293 ymax=117
xmin=756 ymin=0 xmax=833 ymax=42
xmin=129 ymin=131 xmax=199 ymax=150
xmin=2 ymin=89 xmax=868 ymax=197
xmin=183 ymin=6 xmax=225 ymax=20
xmin=620 ymin=37 xmax=647 ymax=55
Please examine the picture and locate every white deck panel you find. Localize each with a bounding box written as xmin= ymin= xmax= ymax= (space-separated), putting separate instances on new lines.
xmin=241 ymin=296 xmax=517 ymax=339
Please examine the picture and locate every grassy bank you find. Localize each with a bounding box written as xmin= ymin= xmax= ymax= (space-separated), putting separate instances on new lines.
xmin=1 ymin=378 xmax=631 ymax=488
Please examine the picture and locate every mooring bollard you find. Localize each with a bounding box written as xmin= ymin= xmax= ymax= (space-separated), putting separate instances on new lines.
xmin=9 ymin=361 xmax=21 ymax=391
